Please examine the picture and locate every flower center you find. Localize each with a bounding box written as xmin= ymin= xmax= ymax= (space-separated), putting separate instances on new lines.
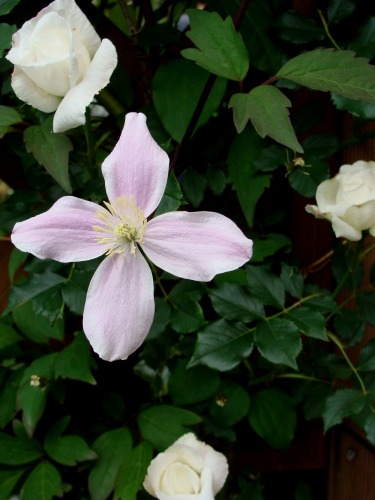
xmin=92 ymin=195 xmax=146 ymax=257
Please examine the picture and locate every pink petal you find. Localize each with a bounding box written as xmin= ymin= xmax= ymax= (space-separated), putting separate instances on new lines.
xmin=102 ymin=113 xmax=169 ymax=217
xmin=11 ymin=196 xmax=104 ymax=262
xmin=83 ymin=252 xmax=155 ymax=361
xmin=142 ymin=211 xmax=253 ymax=281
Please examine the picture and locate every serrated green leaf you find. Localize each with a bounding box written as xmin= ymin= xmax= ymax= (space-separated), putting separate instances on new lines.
xmin=0 ymin=468 xmax=26 ymax=499
xmin=287 ymin=307 xmax=328 ymax=341
xmin=114 ymin=441 xmax=153 ymax=500
xmin=20 ymin=462 xmax=62 ymax=500
xmin=255 ymin=318 xmax=301 ymax=369
xmin=189 ymin=319 xmax=253 ymax=371
xmin=44 ymin=416 xmax=97 ymax=466
xmin=0 ymin=321 xmax=21 ymax=349
xmin=229 ymin=87 xmax=303 ymax=152
xmin=13 ymin=300 xmax=64 ymax=344
xmin=210 ymin=381 xmax=250 ymax=427
xmin=155 ymin=173 xmax=185 ymax=216
xmin=277 ymin=49 xmax=375 ymax=102
xmin=89 ymin=428 xmax=133 ymax=500
xmin=248 ymin=388 xmax=297 ymax=449
xmin=322 ymin=389 xmax=366 ymax=432
xmin=280 ymin=263 xmax=304 ymax=298
xmin=246 ymin=266 xmax=285 ymax=308
xmin=327 ymin=0 xmax=355 ymax=23
xmin=169 ymin=359 xmax=220 ymax=406
xmin=228 ymin=128 xmax=270 ymax=227
xmin=138 ymin=405 xmax=201 ymax=451
xmin=0 ymin=432 xmax=42 ymax=465
xmin=55 ymin=332 xmax=96 ymax=385
xmin=332 ymin=94 xmax=375 ymax=120
xmin=181 ymin=9 xmax=249 ymax=81
xmin=208 ymin=283 xmax=264 ymax=322
xmin=348 ymin=17 xmax=375 ymax=59
xmin=24 ymin=116 xmax=73 ymax=193
xmin=0 ymin=0 xmax=20 ymax=15
xmin=153 ymin=59 xmax=226 ymax=142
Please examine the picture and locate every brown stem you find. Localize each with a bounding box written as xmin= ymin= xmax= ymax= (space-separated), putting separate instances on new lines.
xmin=169 ymin=0 xmax=251 ymax=172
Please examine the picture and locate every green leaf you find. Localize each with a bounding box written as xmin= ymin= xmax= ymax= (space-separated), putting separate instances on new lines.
xmin=206 ymin=165 xmax=226 ymax=195
xmin=251 ymin=238 xmax=289 ymax=263
xmin=0 ymin=369 xmax=23 ymax=428
xmin=61 ymin=269 xmax=92 ymax=316
xmin=364 ymin=412 xmax=375 ymax=446
xmin=349 ymin=17 xmax=375 ymax=59
xmin=322 ymin=388 xmax=366 ymax=432
xmin=332 ymin=94 xmax=375 ymax=120
xmin=155 ymin=173 xmax=185 ymax=216
xmin=114 ymin=441 xmax=153 ymax=500
xmin=18 ymin=353 xmax=58 ymax=437
xmin=170 ymin=298 xmax=204 ymax=334
xmin=0 ymin=321 xmax=21 ymax=349
xmin=0 ymin=23 xmax=16 ymax=56
xmin=277 ymin=10 xmax=325 ymax=43
xmin=153 ymin=59 xmax=226 ymax=142
xmin=13 ymin=301 xmax=64 ymax=344
xmin=0 ymin=432 xmax=42 ymax=465
xmin=6 ymin=271 xmax=66 ymax=312
xmin=181 ymin=169 xmax=207 ymax=208
xmin=0 ymin=104 xmax=22 ymax=138
xmin=280 ymin=263 xmax=304 ymax=298
xmin=248 ymin=388 xmax=297 ymax=449
xmin=55 ymin=332 xmax=96 ymax=385
xmin=255 ymin=318 xmax=301 ymax=369
xmin=181 ymin=9 xmax=249 ymax=81
xmin=147 ymin=298 xmax=171 ymax=340
xmin=277 ymin=49 xmax=375 ymax=102
xmin=168 ymin=359 xmax=220 ymax=406
xmin=20 ymin=462 xmax=63 ymax=500
xmin=89 ymin=428 xmax=133 ymax=500
xmin=138 ymin=405 xmax=201 ymax=451
xmin=228 ymin=128 xmax=270 ymax=227
xmin=0 ymin=468 xmax=26 ymax=499
xmin=189 ymin=319 xmax=253 ymax=371
xmin=24 ymin=116 xmax=73 ymax=193
xmin=302 ymin=133 xmax=341 ymax=159
xmin=229 ymin=87 xmax=303 ymax=152
xmin=327 ymin=0 xmax=355 ymax=23
xmin=0 ymin=0 xmax=20 ymax=16
xmin=287 ymin=307 xmax=328 ymax=341
xmin=209 ymin=381 xmax=250 ymax=427
xmin=44 ymin=416 xmax=97 ymax=466
xmin=288 ymin=159 xmax=329 ymax=197
xmin=208 ymin=283 xmax=264 ymax=322
xmin=333 ymin=309 xmax=364 ymax=345
xmin=358 ymin=339 xmax=375 ymax=372
xmin=246 ymin=266 xmax=285 ymax=308
xmin=8 ymin=248 xmax=27 ymax=282
xmin=357 ymin=291 xmax=375 ymax=326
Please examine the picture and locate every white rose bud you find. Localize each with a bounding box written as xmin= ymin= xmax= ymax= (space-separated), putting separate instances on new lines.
xmin=6 ymin=0 xmax=117 ymax=133
xmin=143 ymin=433 xmax=229 ymax=500
xmin=305 ymin=160 xmax=375 ymax=241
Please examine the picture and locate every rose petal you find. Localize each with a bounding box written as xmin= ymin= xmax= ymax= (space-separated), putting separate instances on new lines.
xmin=9 ymin=66 xmax=61 ymax=112
xmin=344 ymin=201 xmax=375 ymax=232
xmin=142 ymin=211 xmax=253 ymax=281
xmin=53 ymin=38 xmax=117 ymax=132
xmin=83 ymin=252 xmax=154 ymax=361
xmin=155 ymin=468 xmax=214 ymax=500
xmin=101 ymin=113 xmax=169 ymax=217
xmin=11 ymin=196 xmax=104 ymax=262
xmin=315 ymin=178 xmax=339 ymax=213
xmin=330 ymin=213 xmax=362 ymax=241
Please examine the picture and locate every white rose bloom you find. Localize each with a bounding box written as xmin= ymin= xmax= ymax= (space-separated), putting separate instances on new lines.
xmin=305 ymin=160 xmax=375 ymax=241
xmin=143 ymin=433 xmax=229 ymax=500
xmin=6 ymin=0 xmax=117 ymax=133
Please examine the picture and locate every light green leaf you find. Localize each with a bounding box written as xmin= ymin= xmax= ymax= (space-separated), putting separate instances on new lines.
xmin=287 ymin=307 xmax=328 ymax=341
xmin=246 ymin=266 xmax=285 ymax=308
xmin=24 ymin=116 xmax=73 ymax=193
xmin=208 ymin=283 xmax=264 ymax=322
xmin=228 ymin=128 xmax=270 ymax=227
xmin=55 ymin=332 xmax=96 ymax=385
xmin=322 ymin=388 xmax=366 ymax=431
xmin=229 ymin=86 xmax=302 ymax=152
xmin=155 ymin=173 xmax=185 ymax=216
xmin=153 ymin=59 xmax=226 ymax=142
xmin=0 ymin=432 xmax=42 ymax=465
xmin=114 ymin=442 xmax=153 ymax=500
xmin=255 ymin=318 xmax=301 ymax=369
xmin=248 ymin=388 xmax=297 ymax=449
xmin=44 ymin=417 xmax=97 ymax=466
xmin=188 ymin=319 xmax=253 ymax=371
xmin=89 ymin=428 xmax=133 ymax=500
xmin=181 ymin=9 xmax=249 ymax=81
xmin=138 ymin=405 xmax=201 ymax=451
xmin=277 ymin=49 xmax=375 ymax=102
xmin=20 ymin=462 xmax=63 ymax=500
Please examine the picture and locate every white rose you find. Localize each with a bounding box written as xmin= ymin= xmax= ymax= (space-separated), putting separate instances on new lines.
xmin=143 ymin=433 xmax=229 ymax=500
xmin=305 ymin=160 xmax=375 ymax=241
xmin=6 ymin=0 xmax=117 ymax=133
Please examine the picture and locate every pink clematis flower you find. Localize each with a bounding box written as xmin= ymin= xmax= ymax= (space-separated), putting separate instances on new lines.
xmin=11 ymin=113 xmax=253 ymax=361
